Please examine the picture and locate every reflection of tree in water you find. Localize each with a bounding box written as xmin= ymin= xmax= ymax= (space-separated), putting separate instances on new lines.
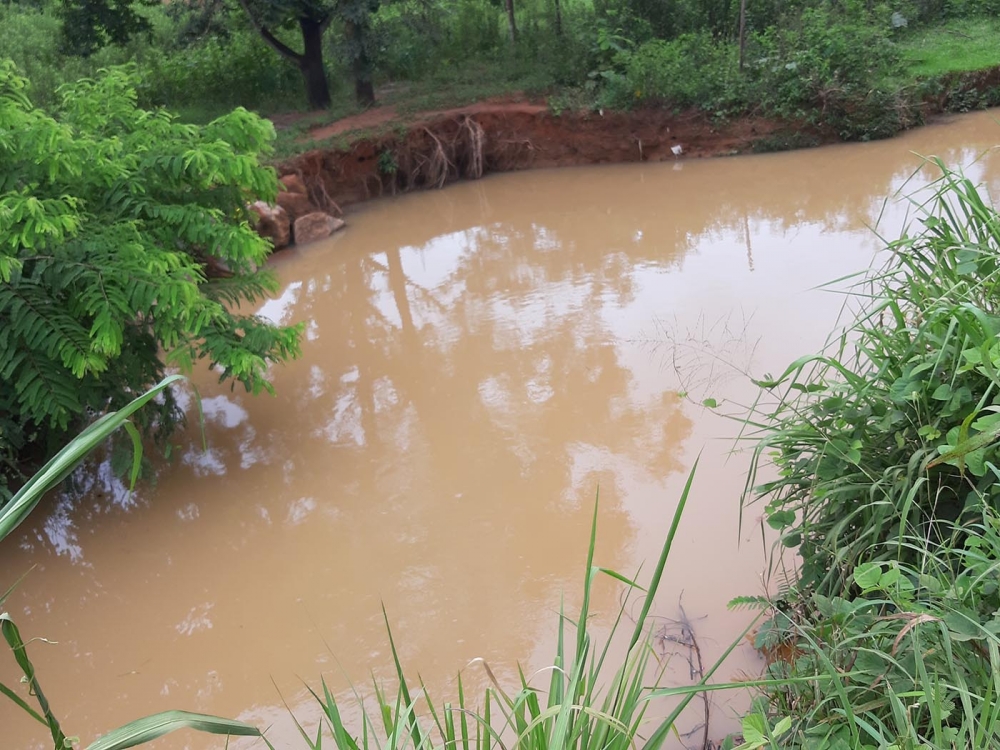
xmin=126 ymin=210 xmax=698 ymax=680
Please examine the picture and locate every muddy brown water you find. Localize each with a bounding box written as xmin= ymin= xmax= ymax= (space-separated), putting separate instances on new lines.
xmin=4 ymin=111 xmax=1000 ymax=750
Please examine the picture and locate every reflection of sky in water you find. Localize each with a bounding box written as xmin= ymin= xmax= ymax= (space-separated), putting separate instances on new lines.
xmin=33 ymin=141 xmax=1000 ymax=570
xmin=257 ymin=280 xmax=303 ymax=326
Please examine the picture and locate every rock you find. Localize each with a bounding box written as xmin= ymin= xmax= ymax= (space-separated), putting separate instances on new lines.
xmin=250 ymin=201 xmax=290 ymax=250
xmin=276 ymin=190 xmax=316 ymax=222
xmin=293 ymin=212 xmax=345 ymax=246
xmin=279 ymin=173 xmax=308 ymax=195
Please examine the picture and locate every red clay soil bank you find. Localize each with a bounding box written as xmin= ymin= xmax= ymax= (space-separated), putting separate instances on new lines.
xmin=273 ymin=66 xmax=1000 ymax=225
xmin=277 ymin=104 xmax=817 ymax=215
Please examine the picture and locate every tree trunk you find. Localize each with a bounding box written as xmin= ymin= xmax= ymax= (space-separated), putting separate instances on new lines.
xmin=356 ymin=78 xmax=375 ymax=106
xmin=504 ymin=0 xmax=518 ymax=43
xmin=299 ymin=17 xmax=331 ymax=110
xmin=738 ymin=0 xmax=748 ymax=71
xmin=345 ymin=18 xmax=376 ymax=106
xmin=553 ymin=0 xmax=562 ymax=37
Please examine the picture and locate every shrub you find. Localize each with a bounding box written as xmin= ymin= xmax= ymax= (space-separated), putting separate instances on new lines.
xmin=740 ymin=158 xmax=1000 ymax=749
xmin=744 ymin=515 xmax=1000 ymax=747
xmin=134 ymin=22 xmax=310 ymax=115
xmin=746 ymin=3 xmax=910 ymax=139
xmin=0 ymin=1 xmax=133 ymax=109
xmin=622 ymin=32 xmax=743 ymax=113
xmin=0 ymin=62 xmax=301 ymax=498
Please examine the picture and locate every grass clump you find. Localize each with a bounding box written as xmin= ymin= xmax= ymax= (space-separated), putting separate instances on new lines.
xmin=740 ymin=517 xmax=1000 ymax=748
xmin=739 ymin=159 xmax=1000 ymax=745
xmin=748 ymin=160 xmax=1000 ymax=596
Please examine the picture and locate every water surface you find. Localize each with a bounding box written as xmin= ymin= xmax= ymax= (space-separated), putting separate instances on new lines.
xmin=3 ymin=110 xmax=1000 ymax=749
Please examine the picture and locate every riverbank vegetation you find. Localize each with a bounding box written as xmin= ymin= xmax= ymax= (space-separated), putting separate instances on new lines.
xmin=738 ymin=163 xmax=1000 ymax=746
xmin=2 ymin=0 xmax=1000 ymax=155
xmin=0 ymin=63 xmax=302 ymax=500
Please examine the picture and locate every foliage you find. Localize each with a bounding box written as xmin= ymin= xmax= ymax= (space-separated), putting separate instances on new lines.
xmin=618 ymin=0 xmax=789 ymax=41
xmin=742 ymin=512 xmax=1000 ymax=747
xmin=58 ymin=0 xmax=155 ymax=56
xmin=621 ymin=33 xmax=743 ymax=113
xmin=0 ymin=62 xmax=301 ymax=499
xmin=237 ymin=0 xmax=386 ymax=108
xmin=0 ymin=376 xmax=267 ymax=749
xmin=745 ymin=2 xmax=911 ymax=140
xmin=135 ymin=15 xmax=309 ymax=116
xmin=746 ymin=161 xmax=1000 ymax=597
xmin=737 ymin=158 xmax=1000 ymax=748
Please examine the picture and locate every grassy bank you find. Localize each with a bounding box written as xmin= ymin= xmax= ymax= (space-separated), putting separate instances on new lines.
xmin=900 ymin=17 xmax=1000 ymax=77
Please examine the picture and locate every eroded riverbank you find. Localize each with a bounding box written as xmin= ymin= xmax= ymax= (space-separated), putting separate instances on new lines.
xmin=264 ymin=67 xmax=1000 ymax=249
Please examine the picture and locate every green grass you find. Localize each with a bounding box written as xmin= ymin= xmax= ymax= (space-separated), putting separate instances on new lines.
xmin=899 ymin=17 xmax=1000 ymax=77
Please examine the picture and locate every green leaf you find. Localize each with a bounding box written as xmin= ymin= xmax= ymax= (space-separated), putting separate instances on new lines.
xmin=741 ymin=713 xmax=767 ymax=745
xmin=854 ymin=562 xmax=882 ymax=591
xmin=767 ymin=509 xmax=795 ymax=529
xmin=85 ymin=710 xmax=261 ymax=750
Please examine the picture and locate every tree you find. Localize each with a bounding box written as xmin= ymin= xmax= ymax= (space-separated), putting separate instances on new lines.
xmin=504 ymin=0 xmax=517 ymax=42
xmin=340 ymin=0 xmax=379 ymax=106
xmin=237 ymin=0 xmax=380 ymax=109
xmin=0 ymin=62 xmax=302 ymax=499
xmin=237 ymin=0 xmax=335 ymax=109
xmin=58 ymin=0 xmax=155 ymax=55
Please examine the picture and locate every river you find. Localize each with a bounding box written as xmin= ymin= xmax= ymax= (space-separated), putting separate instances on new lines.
xmin=3 ymin=110 xmax=1000 ymax=750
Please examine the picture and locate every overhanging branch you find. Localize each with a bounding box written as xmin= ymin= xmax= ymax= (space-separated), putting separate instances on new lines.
xmin=236 ymin=0 xmax=303 ymax=63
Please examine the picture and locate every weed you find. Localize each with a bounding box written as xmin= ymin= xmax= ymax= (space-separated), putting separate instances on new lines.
xmin=377 ymin=148 xmax=400 ymax=175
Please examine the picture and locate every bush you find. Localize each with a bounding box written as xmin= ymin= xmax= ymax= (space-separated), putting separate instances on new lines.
xmin=0 ymin=63 xmax=301 ymax=498
xmin=134 ymin=21 xmax=309 ymax=115
xmin=0 ymin=1 xmax=133 ymax=109
xmin=745 ymin=515 xmax=1000 ymax=747
xmin=748 ymin=163 xmax=1000 ymax=594
xmin=622 ymin=32 xmax=743 ymax=113
xmin=746 ymin=3 xmax=911 ymax=139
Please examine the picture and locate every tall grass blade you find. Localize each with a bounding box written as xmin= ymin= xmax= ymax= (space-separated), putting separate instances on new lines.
xmin=1 ymin=613 xmax=66 ymax=747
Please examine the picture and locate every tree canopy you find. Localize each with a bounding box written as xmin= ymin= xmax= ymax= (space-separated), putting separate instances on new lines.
xmin=0 ymin=62 xmax=302 ymax=498
xmin=59 ymin=0 xmax=155 ymax=55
